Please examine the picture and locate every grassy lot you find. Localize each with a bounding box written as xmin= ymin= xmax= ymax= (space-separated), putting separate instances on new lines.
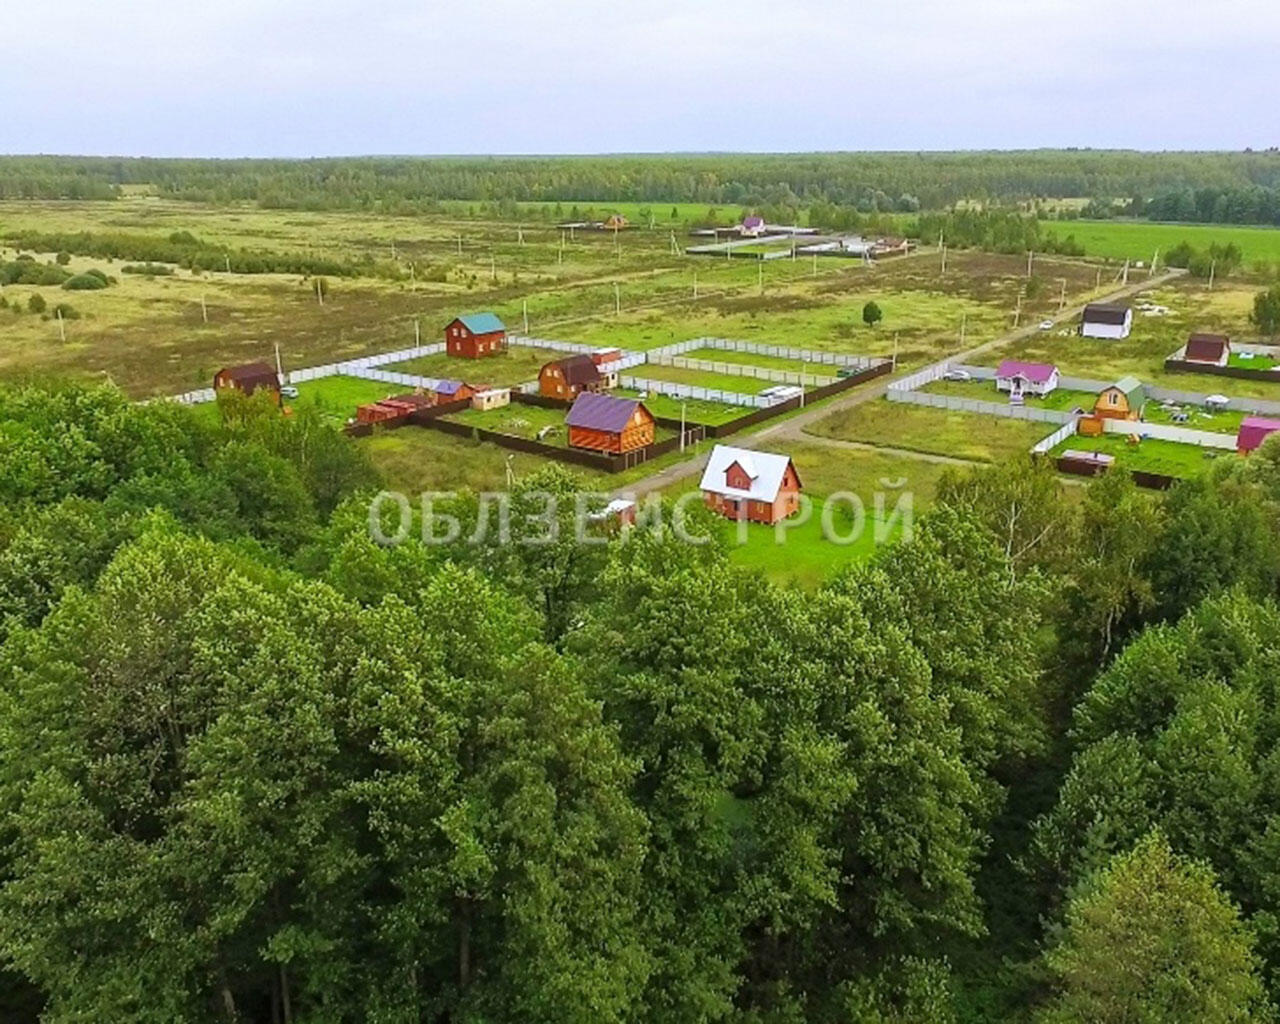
xmin=1228 ymin=350 xmax=1280 ymax=371
xmin=291 ymin=375 xmax=409 ymax=422
xmin=921 ymin=377 xmax=1098 ymax=412
xmin=446 ymin=401 xmax=676 ymax=447
xmin=614 ymin=387 xmax=745 ymax=426
xmin=662 ymin=440 xmax=954 ymax=588
xmin=682 ymin=346 xmax=834 ymax=375
xmin=627 ymin=362 xmax=781 ymax=394
xmin=1142 ymin=400 xmax=1247 ymax=434
xmin=385 ymin=344 xmax=555 ymax=386
xmin=806 ymin=397 xmax=1055 ymax=464
xmin=1040 ymin=219 xmax=1280 ymax=268
xmin=360 ymin=427 xmax=582 ymax=494
xmin=1050 ymin=432 xmax=1219 ymax=479
xmin=995 ymin=278 xmax=1280 ymax=400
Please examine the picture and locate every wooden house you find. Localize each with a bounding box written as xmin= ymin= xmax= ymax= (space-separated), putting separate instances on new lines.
xmin=699 ymin=444 xmax=803 ymax=525
xmin=1094 ymin=376 xmax=1144 ymax=420
xmin=213 ymin=362 xmax=281 ymax=401
xmin=444 ymin=313 xmax=507 ymax=359
xmin=430 ymin=379 xmax=476 ymax=404
xmin=1237 ymin=416 xmax=1280 ymax=454
xmin=1080 ymin=303 xmax=1133 ymax=340
xmin=1184 ymin=333 xmax=1231 ymax=366
xmin=539 ymin=354 xmax=604 ymax=399
xmin=565 ymin=392 xmax=654 ymax=453
xmin=602 ymin=214 xmax=629 ymax=231
xmin=995 ymin=359 xmax=1059 ymax=398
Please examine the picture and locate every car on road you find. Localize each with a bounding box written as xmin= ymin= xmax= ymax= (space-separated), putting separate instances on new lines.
xmin=1038 ymin=320 xmax=1054 ymax=331
xmin=942 ymin=369 xmax=971 ymax=381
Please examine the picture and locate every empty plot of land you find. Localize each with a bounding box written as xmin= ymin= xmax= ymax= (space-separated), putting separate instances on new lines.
xmin=1050 ymin=433 xmax=1217 ymax=479
xmin=807 ymin=397 xmax=1053 ymax=463
xmin=384 ymin=345 xmax=556 ymax=386
xmin=614 ymin=387 xmax=745 ymax=425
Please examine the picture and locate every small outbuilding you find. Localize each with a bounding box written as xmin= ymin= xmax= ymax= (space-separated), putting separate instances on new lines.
xmin=1080 ymin=303 xmax=1133 ymax=340
xmin=471 ymin=388 xmax=511 ymax=411
xmin=699 ymin=444 xmax=803 ymax=525
xmin=740 ymin=215 xmax=766 ymax=237
xmin=431 ymin=379 xmax=476 ymax=404
xmin=565 ymin=392 xmax=654 ymax=453
xmin=1237 ymin=416 xmax=1280 ymax=454
xmin=1184 ymin=333 xmax=1231 ymax=366
xmin=1094 ymin=376 xmax=1144 ymax=420
xmin=539 ymin=354 xmax=605 ymax=399
xmin=213 ymin=362 xmax=281 ymax=400
xmin=603 ymin=214 xmax=629 ymax=231
xmin=995 ymin=359 xmax=1059 ymax=398
xmin=445 ymin=313 xmax=507 ymax=359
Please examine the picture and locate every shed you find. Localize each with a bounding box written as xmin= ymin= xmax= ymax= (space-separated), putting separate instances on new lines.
xmin=445 ymin=312 xmax=507 ymax=359
xmin=565 ymin=392 xmax=654 ymax=453
xmin=699 ymin=444 xmax=803 ymax=525
xmin=1237 ymin=416 xmax=1280 ymax=454
xmin=431 ymin=379 xmax=476 ymax=404
xmin=1057 ymin=450 xmax=1115 ymax=477
xmin=995 ymin=359 xmax=1059 ymax=397
xmin=213 ymin=362 xmax=281 ymax=400
xmin=539 ymin=354 xmax=604 ymax=399
xmin=471 ymin=388 xmax=511 ymax=411
xmin=1184 ymin=333 xmax=1231 ymax=366
xmin=603 ymin=214 xmax=629 ymax=231
xmin=1080 ymin=303 xmax=1133 ymax=340
xmin=1095 ymin=376 xmax=1144 ymax=420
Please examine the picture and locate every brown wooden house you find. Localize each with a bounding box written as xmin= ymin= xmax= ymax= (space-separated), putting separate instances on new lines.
xmin=1094 ymin=376 xmax=1144 ymax=421
xmin=565 ymin=392 xmax=654 ymax=453
xmin=699 ymin=444 xmax=803 ymax=524
xmin=1185 ymin=333 xmax=1231 ymax=366
xmin=445 ymin=313 xmax=507 ymax=359
xmin=539 ymin=354 xmax=604 ymax=399
xmin=213 ymin=362 xmax=281 ymax=400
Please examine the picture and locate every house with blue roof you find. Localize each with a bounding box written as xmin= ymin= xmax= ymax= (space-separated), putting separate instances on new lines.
xmin=445 ymin=312 xmax=507 ymax=359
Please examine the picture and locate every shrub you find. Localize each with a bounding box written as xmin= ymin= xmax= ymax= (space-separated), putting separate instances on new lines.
xmin=55 ymin=251 xmax=71 ymax=265
xmin=27 ymin=294 xmax=46 ymax=314
xmin=121 ymin=263 xmax=174 ymax=276
xmin=63 ymin=273 xmax=109 ymax=291
xmin=51 ymin=303 xmax=80 ymax=320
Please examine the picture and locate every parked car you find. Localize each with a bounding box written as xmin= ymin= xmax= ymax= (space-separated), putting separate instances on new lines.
xmin=942 ymin=369 xmax=971 ymax=381
xmin=1038 ymin=320 xmax=1054 ymax=331
xmin=280 ymin=384 xmax=299 ymax=398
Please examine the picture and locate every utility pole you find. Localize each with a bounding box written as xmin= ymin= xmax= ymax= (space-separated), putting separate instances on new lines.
xmin=1095 ymin=266 xmax=1102 ymax=291
xmin=960 ymin=313 xmax=967 ymax=347
xmin=812 ymin=253 xmax=817 ymax=277
xmin=414 ymin=318 xmax=420 ymax=345
xmin=680 ymin=401 xmax=687 ymax=452
xmin=1208 ymin=260 xmax=1216 ymax=290
xmin=315 ymin=278 xmax=324 ymax=306
xmin=1013 ymin=293 xmax=1021 ymax=328
xmin=274 ymin=342 xmax=284 ymax=382
xmin=892 ymin=331 xmax=900 ymax=369
xmin=693 ymin=272 xmax=698 ymax=299
xmin=941 ymin=244 xmax=947 ymax=275
xmin=517 ymin=226 xmax=524 ymax=246
xmin=457 ymin=234 xmax=462 ymax=256
xmin=490 ymin=255 xmax=496 ymax=282
xmin=1150 ymin=248 xmax=1159 ymax=277
xmin=758 ymin=260 xmax=763 ymax=294
xmin=56 ymin=307 xmax=65 ymax=342
xmin=200 ymin=294 xmax=208 ymax=323
xmin=1026 ymin=250 xmax=1034 ymax=278
xmin=1058 ymin=278 xmax=1067 ymax=313
xmin=1122 ymin=259 xmax=1129 ymax=285
xmin=558 ymin=232 xmax=565 ymax=264
xmin=522 ymin=299 xmax=529 ymax=334
xmin=614 ymin=282 xmax=621 ymax=316
xmin=225 ymin=253 xmax=231 ymax=273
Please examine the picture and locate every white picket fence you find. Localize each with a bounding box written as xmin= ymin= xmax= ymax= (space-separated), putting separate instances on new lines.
xmin=618 ymin=375 xmax=772 ymax=409
xmin=1101 ymin=418 xmax=1237 ymax=450
xmin=644 ymin=353 xmax=835 ymax=387
xmin=1032 ymin=419 xmax=1081 ymax=454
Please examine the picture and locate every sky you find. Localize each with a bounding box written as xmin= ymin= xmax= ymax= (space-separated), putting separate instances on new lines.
xmin=3 ymin=0 xmax=1276 ymax=157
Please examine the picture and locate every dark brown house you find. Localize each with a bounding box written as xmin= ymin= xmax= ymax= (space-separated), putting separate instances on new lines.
xmin=213 ymin=362 xmax=281 ymax=399
xmin=1185 ymin=333 xmax=1231 ymax=366
xmin=539 ymin=354 xmax=604 ymax=400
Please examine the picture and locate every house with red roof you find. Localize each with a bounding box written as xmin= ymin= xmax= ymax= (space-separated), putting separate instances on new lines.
xmin=995 ymin=360 xmax=1059 ymax=398
xmin=565 ymin=392 xmax=654 ymax=453
xmin=1237 ymin=416 xmax=1280 ymax=455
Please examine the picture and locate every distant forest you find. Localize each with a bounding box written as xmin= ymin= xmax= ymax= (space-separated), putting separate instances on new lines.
xmin=5 ymin=151 xmax=1280 ymax=223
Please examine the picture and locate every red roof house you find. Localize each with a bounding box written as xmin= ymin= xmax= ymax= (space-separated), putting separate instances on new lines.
xmin=1237 ymin=416 xmax=1280 ymax=454
xmin=565 ymin=392 xmax=654 ymax=453
xmin=1185 ymin=333 xmax=1231 ymax=366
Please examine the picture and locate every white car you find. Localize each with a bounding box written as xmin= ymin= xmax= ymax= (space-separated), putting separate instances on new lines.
xmin=942 ymin=369 xmax=971 ymax=381
xmin=1038 ymin=320 xmax=1054 ymax=331
xmin=280 ymin=384 xmax=299 ymax=398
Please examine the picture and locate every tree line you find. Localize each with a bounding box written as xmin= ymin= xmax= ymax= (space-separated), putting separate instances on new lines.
xmin=5 ymin=151 xmax=1280 ymax=213
xmin=1 ymin=382 xmax=1279 ymax=1021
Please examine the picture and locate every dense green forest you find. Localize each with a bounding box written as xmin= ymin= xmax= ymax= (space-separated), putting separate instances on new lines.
xmin=1 ymin=382 xmax=1280 ymax=1021
xmin=5 ymin=151 xmax=1280 ymax=215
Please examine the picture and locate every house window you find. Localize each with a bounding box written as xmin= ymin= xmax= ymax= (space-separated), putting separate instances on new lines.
xmin=1109 ymin=392 xmax=1118 ymax=406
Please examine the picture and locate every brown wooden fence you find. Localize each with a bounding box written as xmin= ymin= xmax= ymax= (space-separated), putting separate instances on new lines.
xmin=1163 ymin=358 xmax=1280 ymax=384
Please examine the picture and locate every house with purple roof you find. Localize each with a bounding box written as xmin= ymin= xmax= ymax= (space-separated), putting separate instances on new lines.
xmin=1237 ymin=416 xmax=1280 ymax=455
xmin=741 ymin=215 xmax=766 ymax=237
xmin=995 ymin=359 xmax=1059 ymax=398
xmin=565 ymin=392 xmax=655 ymax=454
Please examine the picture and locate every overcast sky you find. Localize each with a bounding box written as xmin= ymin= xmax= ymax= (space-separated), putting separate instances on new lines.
xmin=3 ymin=0 xmax=1275 ymax=157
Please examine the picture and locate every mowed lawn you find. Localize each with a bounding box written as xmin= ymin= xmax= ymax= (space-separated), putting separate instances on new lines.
xmin=1040 ymin=218 xmax=1280 ymax=267
xmin=683 ymin=347 xmax=832 ymax=375
xmin=385 ymin=345 xmax=555 ymax=387
xmin=615 ymin=387 xmax=745 ymax=426
xmin=1050 ymin=432 xmax=1219 ymax=479
xmin=921 ymin=377 xmax=1098 ymax=412
xmin=806 ymin=397 xmax=1054 ymax=464
xmin=292 ymin=375 xmax=409 ymax=423
xmin=629 ymin=362 xmax=779 ymax=395
xmin=447 ymin=401 xmax=676 ymax=446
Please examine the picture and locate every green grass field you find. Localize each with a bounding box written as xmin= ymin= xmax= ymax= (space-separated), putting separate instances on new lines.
xmin=1051 ymin=432 xmax=1219 ymax=479
xmin=1041 ymin=219 xmax=1280 ymax=268
xmin=626 ymin=362 xmax=782 ymax=395
xmin=807 ymin=397 xmax=1054 ymax=463
xmin=447 ymin=401 xmax=676 ymax=447
xmin=921 ymin=377 xmax=1098 ymax=412
xmin=293 ymin=375 xmax=408 ymax=423
xmin=1228 ymin=350 xmax=1280 ymax=371
xmin=1141 ymin=401 xmax=1246 ymax=434
xmin=384 ymin=345 xmax=553 ymax=387
xmin=682 ymin=346 xmax=833 ymax=376
xmin=614 ymin=387 xmax=745 ymax=426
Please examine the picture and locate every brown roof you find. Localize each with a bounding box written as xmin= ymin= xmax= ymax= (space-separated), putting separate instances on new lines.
xmin=1185 ymin=333 xmax=1230 ymax=362
xmin=547 ymin=354 xmax=602 ymax=387
xmin=1083 ymin=303 xmax=1130 ymax=326
xmin=215 ymin=362 xmax=279 ymax=394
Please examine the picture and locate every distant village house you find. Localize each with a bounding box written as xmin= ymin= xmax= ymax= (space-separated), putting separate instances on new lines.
xmin=699 ymin=444 xmax=803 ymax=525
xmin=1080 ymin=303 xmax=1133 ymax=340
xmin=995 ymin=360 xmax=1059 ymax=398
xmin=1237 ymin=416 xmax=1280 ymax=454
xmin=1094 ymin=376 xmax=1144 ymax=420
xmin=445 ymin=313 xmax=507 ymax=359
xmin=213 ymin=362 xmax=281 ymax=401
xmin=1184 ymin=333 xmax=1231 ymax=367
xmin=539 ymin=354 xmax=608 ymax=399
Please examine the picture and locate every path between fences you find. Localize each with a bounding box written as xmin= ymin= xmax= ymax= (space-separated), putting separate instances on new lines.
xmin=611 ymin=268 xmax=1185 ymax=499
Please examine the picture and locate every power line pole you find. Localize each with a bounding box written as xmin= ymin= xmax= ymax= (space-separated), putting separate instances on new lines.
xmin=523 ymin=299 xmax=529 ymax=334
xmin=1026 ymin=250 xmax=1034 ymax=278
xmin=1208 ymin=260 xmax=1216 ymax=290
xmin=200 ymin=294 xmax=208 ymax=323
xmin=614 ymin=282 xmax=621 ymax=316
xmin=1058 ymin=278 xmax=1067 ymax=313
xmin=56 ymin=307 xmax=65 ymax=342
